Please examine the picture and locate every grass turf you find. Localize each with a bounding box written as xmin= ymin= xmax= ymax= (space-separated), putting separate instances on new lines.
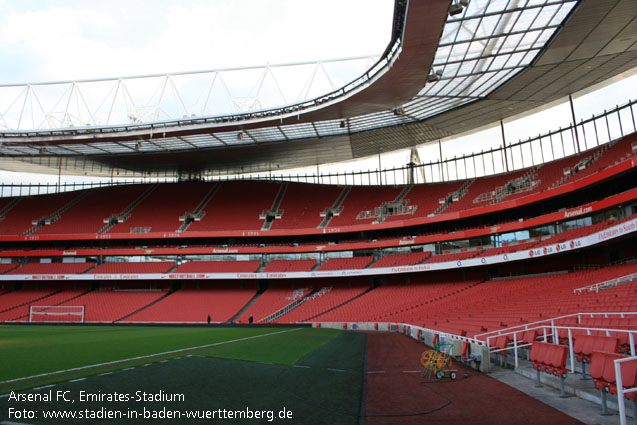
xmin=0 ymin=326 xmax=298 ymax=389
xmin=199 ymin=327 xmax=341 ymax=364
xmin=0 ymin=327 xmax=366 ymax=424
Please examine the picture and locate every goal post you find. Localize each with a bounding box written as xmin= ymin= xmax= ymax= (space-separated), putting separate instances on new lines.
xmin=29 ymin=305 xmax=85 ymax=323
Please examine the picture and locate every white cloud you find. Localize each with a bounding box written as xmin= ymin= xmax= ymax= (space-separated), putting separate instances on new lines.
xmin=0 ymin=0 xmax=393 ymax=82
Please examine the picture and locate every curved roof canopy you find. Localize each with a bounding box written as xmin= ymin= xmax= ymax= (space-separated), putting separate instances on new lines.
xmin=0 ymin=0 xmax=635 ymax=177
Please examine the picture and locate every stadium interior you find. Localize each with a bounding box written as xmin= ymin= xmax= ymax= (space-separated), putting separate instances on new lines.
xmin=1 ymin=0 xmax=636 ymax=424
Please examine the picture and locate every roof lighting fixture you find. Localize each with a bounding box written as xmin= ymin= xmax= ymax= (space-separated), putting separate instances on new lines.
xmin=449 ymin=0 xmax=469 ymax=16
xmin=427 ymin=69 xmax=443 ymax=83
xmin=393 ymin=107 xmax=405 ymax=116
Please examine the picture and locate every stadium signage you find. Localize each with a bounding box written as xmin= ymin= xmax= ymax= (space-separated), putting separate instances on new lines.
xmin=563 ymin=206 xmax=592 ymax=218
xmin=598 ymin=221 xmax=636 ymax=242
xmin=398 ymin=239 xmax=415 ymax=245
xmin=2 ymin=217 xmax=635 ymax=281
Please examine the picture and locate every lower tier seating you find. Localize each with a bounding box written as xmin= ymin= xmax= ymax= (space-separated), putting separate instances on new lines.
xmin=274 ymin=280 xmax=370 ymax=323
xmin=236 ymin=283 xmax=311 ymax=323
xmin=124 ymin=281 xmax=257 ymax=323
xmin=300 ymin=263 xmax=637 ymax=338
xmin=0 ymin=284 xmax=87 ymax=321
xmin=55 ymin=287 xmax=166 ymax=323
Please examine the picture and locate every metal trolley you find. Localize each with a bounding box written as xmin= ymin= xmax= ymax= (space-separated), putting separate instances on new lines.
xmin=421 ymin=340 xmax=458 ymax=381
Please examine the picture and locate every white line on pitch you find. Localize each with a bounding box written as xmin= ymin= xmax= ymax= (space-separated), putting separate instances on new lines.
xmin=123 ymin=367 xmax=136 ymax=370
xmin=98 ymin=372 xmax=112 ymax=376
xmin=367 ymin=371 xmax=386 ymax=374
xmin=0 ymin=328 xmax=303 ymax=385
xmin=33 ymin=384 xmax=55 ymax=390
xmin=402 ymin=370 xmax=421 ymax=373
xmin=328 ymin=368 xmax=345 ymax=372
xmin=293 ymin=365 xmax=310 ymax=368
xmin=69 ymin=378 xmax=86 ymax=383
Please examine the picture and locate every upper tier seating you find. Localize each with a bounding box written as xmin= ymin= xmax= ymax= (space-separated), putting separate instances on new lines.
xmin=548 ymin=214 xmax=634 ymax=246
xmin=444 ymin=170 xmax=527 ymax=214
xmin=35 ymin=185 xmax=149 ymax=235
xmin=566 ymin=134 xmax=636 ymax=183
xmin=327 ymin=186 xmax=404 ymax=227
xmin=187 ymin=181 xmax=281 ymax=232
xmin=479 ymin=240 xmax=539 ymax=257
xmin=370 ymin=251 xmax=431 ymax=268
xmin=426 ymin=249 xmax=482 ymax=263
xmin=316 ymin=256 xmax=374 ymax=271
xmin=0 ymin=191 xmax=83 ymax=236
xmin=0 ymin=133 xmax=631 ymax=238
xmin=262 ymin=259 xmax=317 ymax=273
xmin=9 ymin=262 xmax=94 ymax=275
xmin=384 ymin=181 xmax=465 ymax=221
xmin=125 ymin=281 xmax=257 ymax=323
xmin=109 ymin=181 xmax=212 ymax=234
xmin=173 ymin=260 xmax=261 ymax=273
xmin=271 ymin=183 xmax=342 ymax=230
xmin=90 ymin=261 xmax=176 ymax=274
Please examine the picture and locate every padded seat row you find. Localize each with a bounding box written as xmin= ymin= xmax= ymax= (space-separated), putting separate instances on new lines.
xmin=590 ymin=350 xmax=637 ymax=417
xmin=530 ymin=342 xmax=569 ymax=397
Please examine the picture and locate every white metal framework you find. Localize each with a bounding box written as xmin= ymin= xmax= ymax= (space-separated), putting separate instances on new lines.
xmin=29 ymin=305 xmax=85 ymax=323
xmin=0 ymin=56 xmax=378 ymax=133
xmin=0 ymin=0 xmax=578 ymax=156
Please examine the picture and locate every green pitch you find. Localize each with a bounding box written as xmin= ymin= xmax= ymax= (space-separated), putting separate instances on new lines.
xmin=1 ymin=326 xmax=292 ymax=386
xmin=0 ymin=325 xmax=366 ymax=424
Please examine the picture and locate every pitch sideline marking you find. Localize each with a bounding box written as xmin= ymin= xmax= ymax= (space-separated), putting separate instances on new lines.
xmin=0 ymin=328 xmax=303 ymax=386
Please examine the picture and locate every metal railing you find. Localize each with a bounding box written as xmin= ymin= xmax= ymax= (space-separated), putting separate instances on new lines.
xmin=478 ymin=313 xmax=637 ymax=371
xmin=574 ymin=272 xmax=637 ymax=294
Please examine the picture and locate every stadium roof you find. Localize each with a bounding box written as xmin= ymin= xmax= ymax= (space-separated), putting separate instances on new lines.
xmin=0 ymin=0 xmax=635 ymax=177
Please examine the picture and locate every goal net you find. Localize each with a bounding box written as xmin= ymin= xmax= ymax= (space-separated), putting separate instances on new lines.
xmin=29 ymin=305 xmax=85 ymax=323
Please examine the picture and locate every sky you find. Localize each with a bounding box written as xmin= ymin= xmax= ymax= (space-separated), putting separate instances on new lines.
xmin=0 ymin=0 xmax=393 ymax=84
xmin=0 ymin=0 xmax=635 ymax=188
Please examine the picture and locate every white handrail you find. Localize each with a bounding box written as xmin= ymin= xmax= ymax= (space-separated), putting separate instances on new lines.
xmin=574 ymin=272 xmax=637 ymax=294
xmin=615 ymin=356 xmax=637 ymax=425
xmin=485 ymin=324 xmax=637 ymax=371
xmin=476 ymin=312 xmax=637 ymax=340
